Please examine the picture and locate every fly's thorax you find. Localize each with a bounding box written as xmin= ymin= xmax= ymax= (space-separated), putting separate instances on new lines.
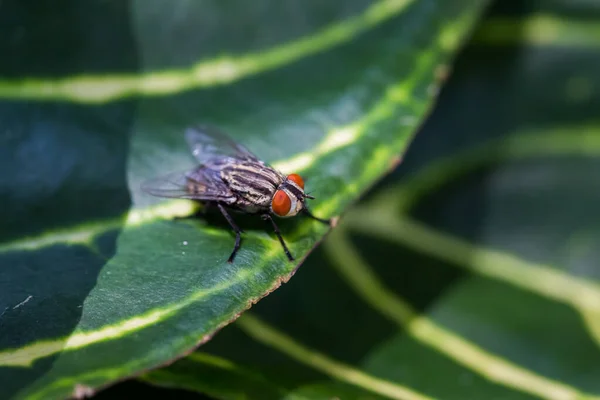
xmin=219 ymin=160 xmax=283 ymax=207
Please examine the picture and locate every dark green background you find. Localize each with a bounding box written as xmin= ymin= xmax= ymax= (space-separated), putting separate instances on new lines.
xmin=2 ymin=0 xmax=599 ymax=398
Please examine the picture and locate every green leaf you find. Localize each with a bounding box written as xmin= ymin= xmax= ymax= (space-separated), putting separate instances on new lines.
xmin=138 ymin=1 xmax=600 ymax=399
xmin=0 ymin=0 xmax=487 ymax=398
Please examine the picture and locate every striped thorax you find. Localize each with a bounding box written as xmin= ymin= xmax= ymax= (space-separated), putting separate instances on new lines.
xmin=218 ymin=159 xmax=282 ymax=206
xmin=216 ymin=158 xmax=308 ymax=217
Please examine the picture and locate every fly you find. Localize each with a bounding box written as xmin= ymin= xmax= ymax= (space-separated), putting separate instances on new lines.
xmin=141 ymin=125 xmax=331 ymax=263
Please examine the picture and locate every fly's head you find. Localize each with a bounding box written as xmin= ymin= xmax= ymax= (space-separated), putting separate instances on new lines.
xmin=270 ymin=173 xmax=313 ymax=218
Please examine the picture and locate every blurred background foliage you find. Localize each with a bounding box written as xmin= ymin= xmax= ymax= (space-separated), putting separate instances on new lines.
xmin=1 ymin=0 xmax=599 ymax=398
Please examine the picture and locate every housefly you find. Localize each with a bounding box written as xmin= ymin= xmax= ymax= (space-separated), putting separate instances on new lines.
xmin=141 ymin=125 xmax=331 ymax=263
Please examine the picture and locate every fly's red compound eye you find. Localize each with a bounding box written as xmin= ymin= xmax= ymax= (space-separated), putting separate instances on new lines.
xmin=287 ymin=173 xmax=304 ymax=189
xmin=272 ymin=190 xmax=292 ymax=216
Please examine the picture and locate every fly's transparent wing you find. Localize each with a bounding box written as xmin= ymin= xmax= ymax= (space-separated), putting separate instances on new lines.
xmin=140 ymin=169 xmax=236 ymax=203
xmin=185 ymin=125 xmax=260 ymax=164
xmin=140 ymin=171 xmax=196 ymax=199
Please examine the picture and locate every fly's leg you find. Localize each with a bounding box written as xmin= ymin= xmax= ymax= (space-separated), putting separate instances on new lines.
xmin=302 ymin=208 xmax=331 ymax=225
xmin=261 ymin=214 xmax=294 ymax=262
xmin=217 ymin=203 xmax=242 ymax=263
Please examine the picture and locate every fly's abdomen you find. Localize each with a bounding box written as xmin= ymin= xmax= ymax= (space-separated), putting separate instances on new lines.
xmin=220 ymin=161 xmax=283 ymax=207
